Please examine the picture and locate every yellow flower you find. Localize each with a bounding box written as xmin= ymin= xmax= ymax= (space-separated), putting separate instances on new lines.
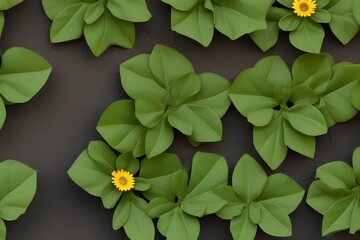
xmin=111 ymin=169 xmax=135 ymax=191
xmin=292 ymin=0 xmax=316 ymax=17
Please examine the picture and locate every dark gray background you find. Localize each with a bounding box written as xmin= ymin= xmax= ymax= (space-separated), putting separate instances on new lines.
xmin=2 ymin=0 xmax=360 ymax=239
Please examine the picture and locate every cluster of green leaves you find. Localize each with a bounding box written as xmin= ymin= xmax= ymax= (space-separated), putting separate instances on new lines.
xmin=229 ymin=53 xmax=360 ymax=169
xmin=0 ymin=0 xmax=24 ymax=38
xmin=42 ymin=0 xmax=151 ymax=57
xmin=0 ymin=47 xmax=52 ymax=130
xmin=68 ymin=140 xmax=229 ymax=240
xmin=251 ymin=0 xmax=360 ymax=53
xmin=97 ymin=44 xmax=231 ymax=158
xmin=307 ymin=147 xmax=360 ymax=236
xmin=161 ymin=0 xmax=274 ymax=46
xmin=214 ymin=154 xmax=304 ymax=240
xmin=0 ymin=160 xmax=37 ymax=240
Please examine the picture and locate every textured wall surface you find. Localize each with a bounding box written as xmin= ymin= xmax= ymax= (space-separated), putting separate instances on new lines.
xmin=2 ymin=1 xmax=360 ymax=239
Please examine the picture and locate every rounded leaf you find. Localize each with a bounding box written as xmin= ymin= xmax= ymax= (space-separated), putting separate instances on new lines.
xmin=289 ymin=19 xmax=324 ymax=53
xmin=316 ymin=161 xmax=356 ymax=190
xmin=135 ymin=95 xmax=165 ymax=128
xmin=107 ymin=0 xmax=151 ymax=22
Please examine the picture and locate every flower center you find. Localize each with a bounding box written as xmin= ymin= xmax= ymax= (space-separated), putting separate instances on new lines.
xmin=300 ymin=3 xmax=308 ymax=11
xmin=119 ymin=177 xmax=127 ymax=185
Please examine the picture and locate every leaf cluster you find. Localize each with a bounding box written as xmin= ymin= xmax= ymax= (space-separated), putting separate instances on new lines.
xmin=230 ymin=53 xmax=360 ymax=169
xmin=42 ymin=0 xmax=151 ymax=56
xmin=250 ymin=0 xmax=360 ymax=53
xmin=97 ymin=44 xmax=231 ymax=158
xmin=162 ymin=0 xmax=274 ymax=46
xmin=0 ymin=160 xmax=37 ymax=240
xmin=307 ymin=147 xmax=360 ymax=236
xmin=0 ymin=48 xmax=52 ymax=129
xmin=214 ymin=154 xmax=304 ymax=240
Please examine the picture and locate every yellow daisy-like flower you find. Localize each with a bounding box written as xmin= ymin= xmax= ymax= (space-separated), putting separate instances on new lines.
xmin=292 ymin=0 xmax=317 ymax=17
xmin=111 ymin=169 xmax=135 ymax=191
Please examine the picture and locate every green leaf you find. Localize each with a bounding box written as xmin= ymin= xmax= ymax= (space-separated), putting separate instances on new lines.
xmin=327 ymin=0 xmax=360 ymax=44
xmin=68 ymin=141 xmax=120 ymax=208
xmin=0 ymin=218 xmax=5 ymax=240
xmin=171 ymin=4 xmax=214 ymax=47
xmin=158 ymin=207 xmax=200 ymax=240
xmin=107 ymin=0 xmax=151 ymax=22
xmin=115 ymin=152 xmax=140 ymax=174
xmin=50 ymin=3 xmax=88 ymax=42
xmin=145 ymin=118 xmax=174 ymax=158
xmin=257 ymin=173 xmax=304 ymax=214
xmin=123 ymin=193 xmax=154 ymax=240
xmin=97 ymin=100 xmax=146 ymax=157
xmin=230 ymin=211 xmax=257 ymax=240
xmin=147 ymin=197 xmax=177 ymax=218
xmin=84 ymin=1 xmax=104 ymax=24
xmin=41 ymin=0 xmax=93 ymax=19
xmin=277 ymin=0 xmax=292 ymax=8
xmin=249 ymin=202 xmax=261 ymax=224
xmin=352 ymin=147 xmax=360 ymax=183
xmin=0 ymin=97 xmax=6 ymax=129
xmin=212 ymin=0 xmax=270 ymax=40
xmin=135 ymin=96 xmax=165 ymax=128
xmin=320 ymin=65 xmax=360 ymax=126
xmin=247 ymin=108 xmax=274 ymax=127
xmin=278 ymin=13 xmax=301 ymax=31
xmin=354 ymin=0 xmax=360 ymax=24
xmin=250 ymin=21 xmax=280 ymax=52
xmin=350 ymin=197 xmax=360 ymax=234
xmin=258 ymin=202 xmax=292 ymax=237
xmin=176 ymin=104 xmax=222 ymax=142
xmin=306 ymin=180 xmax=353 ymax=214
xmin=0 ymin=47 xmax=51 ymax=103
xmin=84 ymin=10 xmax=134 ymax=57
xmin=162 ymin=0 xmax=198 ymax=11
xmin=112 ymin=194 xmax=130 ymax=230
xmin=189 ymin=72 xmax=231 ymax=117
xmin=289 ymin=19 xmax=324 ymax=53
xmin=286 ymin=104 xmax=327 ymax=136
xmin=149 ymin=44 xmax=194 ymax=90
xmin=290 ymin=86 xmax=319 ymax=105
xmin=0 ymin=160 xmax=37 ymax=221
xmin=133 ymin=177 xmax=150 ymax=191
xmin=171 ymin=170 xmax=188 ymax=201
xmin=232 ymin=154 xmax=267 ymax=203
xmin=140 ymin=153 xmax=183 ymax=201
xmin=0 ymin=0 xmax=23 ymax=10
xmin=214 ymin=186 xmax=244 ymax=220
xmin=311 ymin=9 xmax=331 ymax=23
xmin=170 ymin=72 xmax=201 ymax=106
xmin=168 ymin=108 xmax=193 ymax=135
xmin=322 ymin=194 xmax=357 ymax=236
xmin=0 ymin=11 xmax=4 ymax=38
xmin=352 ymin=81 xmax=360 ymax=110
xmin=283 ymin=120 xmax=315 ymax=157
xmin=316 ymin=161 xmax=356 ymax=190
xmin=120 ymin=53 xmax=167 ymax=101
xmin=182 ymin=152 xmax=228 ymax=216
xmin=253 ymin=116 xmax=287 ymax=170
xmin=291 ymin=53 xmax=332 ymax=94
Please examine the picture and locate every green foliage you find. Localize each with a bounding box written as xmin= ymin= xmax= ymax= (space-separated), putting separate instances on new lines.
xmin=98 ymin=44 xmax=231 ymax=158
xmin=214 ymin=154 xmax=304 ymax=240
xmin=307 ymin=146 xmax=360 ymax=236
xmin=162 ymin=0 xmax=274 ymax=46
xmin=230 ymin=54 xmax=359 ymax=169
xmin=68 ymin=141 xmax=154 ymax=240
xmin=42 ymin=0 xmax=151 ymax=56
xmin=144 ymin=152 xmax=228 ymax=240
xmin=0 ymin=47 xmax=52 ymax=129
xmin=0 ymin=0 xmax=24 ymax=37
xmin=251 ymin=0 xmax=360 ymax=52
xmin=0 ymin=160 xmax=37 ymax=240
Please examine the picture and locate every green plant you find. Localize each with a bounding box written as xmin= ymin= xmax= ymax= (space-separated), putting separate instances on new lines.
xmin=42 ymin=0 xmax=151 ymax=56
xmin=229 ymin=53 xmax=359 ymax=169
xmin=214 ymin=154 xmax=304 ymax=240
xmin=307 ymin=146 xmax=360 ymax=236
xmin=0 ymin=160 xmax=37 ymax=240
xmin=97 ymin=44 xmax=231 ymax=158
